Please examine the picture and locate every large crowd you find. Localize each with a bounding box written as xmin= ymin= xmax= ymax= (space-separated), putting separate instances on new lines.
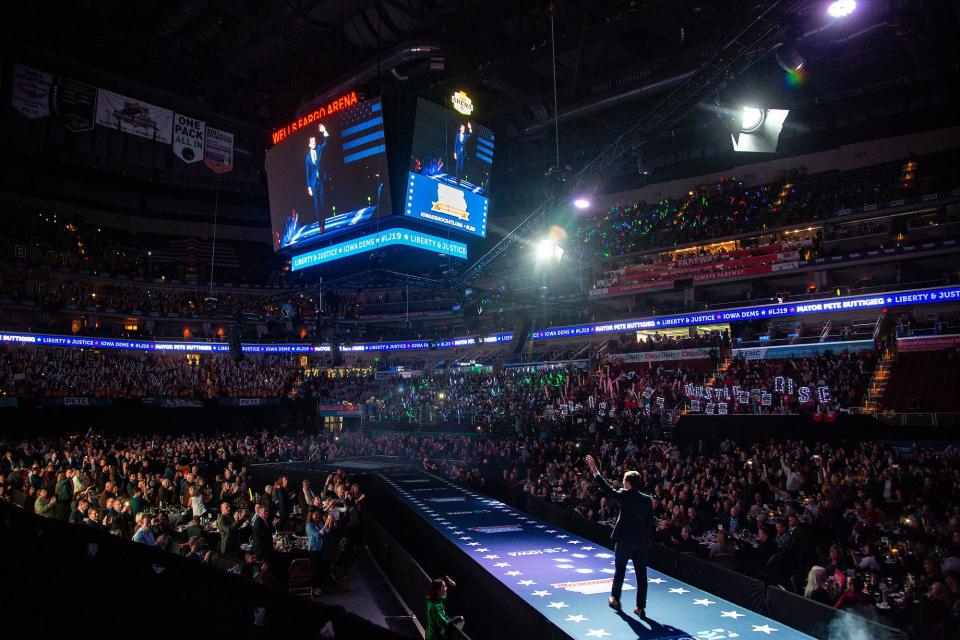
xmin=0 ymin=343 xmax=876 ymax=421
xmin=1 ymin=427 xmax=958 ymax=637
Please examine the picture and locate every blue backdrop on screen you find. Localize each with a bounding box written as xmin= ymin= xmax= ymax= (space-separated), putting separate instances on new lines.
xmin=266 ymin=97 xmax=392 ymax=251
xmin=405 ymin=99 xmax=493 ymax=238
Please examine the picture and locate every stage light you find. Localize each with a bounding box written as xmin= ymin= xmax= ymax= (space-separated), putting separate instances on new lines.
xmin=827 ymin=0 xmax=856 ymax=18
xmin=732 ymin=107 xmax=790 ymax=153
xmin=573 ymin=198 xmax=591 ymax=209
xmin=740 ymin=107 xmax=765 ymax=133
xmin=534 ymin=239 xmax=564 ymax=263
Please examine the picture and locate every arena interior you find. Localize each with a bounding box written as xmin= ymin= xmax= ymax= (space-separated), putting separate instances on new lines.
xmin=2 ymin=2 xmax=960 ymax=639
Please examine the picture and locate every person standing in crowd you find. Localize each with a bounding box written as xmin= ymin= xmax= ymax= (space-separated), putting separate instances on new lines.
xmin=306 ymin=508 xmax=329 ymax=597
xmin=586 ymin=454 xmax=654 ymax=617
xmin=251 ymin=503 xmax=275 ymax=564
xmin=425 ymin=575 xmax=464 ymax=640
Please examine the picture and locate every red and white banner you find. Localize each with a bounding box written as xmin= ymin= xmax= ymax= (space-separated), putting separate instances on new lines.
xmin=96 ymin=89 xmax=173 ymax=143
xmin=204 ymin=126 xmax=234 ymax=174
xmin=897 ymin=334 xmax=960 ymax=352
xmin=172 ymin=113 xmax=205 ymax=163
xmin=11 ymin=64 xmax=52 ymax=119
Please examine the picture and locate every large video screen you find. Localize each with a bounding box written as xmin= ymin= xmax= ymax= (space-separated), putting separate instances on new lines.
xmin=405 ymin=99 xmax=493 ymax=238
xmin=266 ymin=96 xmax=391 ymax=251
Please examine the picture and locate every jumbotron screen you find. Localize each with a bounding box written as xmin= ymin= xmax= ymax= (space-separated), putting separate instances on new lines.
xmin=266 ymin=95 xmax=392 ymax=251
xmin=405 ymin=98 xmax=493 ymax=238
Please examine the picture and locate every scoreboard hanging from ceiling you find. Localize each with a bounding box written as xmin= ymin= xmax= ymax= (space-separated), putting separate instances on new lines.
xmin=404 ymin=97 xmax=494 ymax=238
xmin=265 ymin=91 xmax=495 ymax=271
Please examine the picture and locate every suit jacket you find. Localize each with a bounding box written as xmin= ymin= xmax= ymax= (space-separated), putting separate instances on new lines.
xmin=304 ymin=139 xmax=328 ymax=189
xmin=594 ymin=473 xmax=654 ymax=548
xmin=453 ymin=130 xmax=471 ymax=158
xmin=275 ymin=488 xmax=291 ymax=520
xmin=217 ymin=513 xmax=240 ymax=555
xmin=251 ymin=515 xmax=274 ymax=561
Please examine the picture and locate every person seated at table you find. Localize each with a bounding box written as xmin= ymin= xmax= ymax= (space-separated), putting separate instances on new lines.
xmin=824 ymin=544 xmax=850 ymax=577
xmin=132 ymin=512 xmax=157 ymax=545
xmin=747 ymin=525 xmax=779 ymax=575
xmin=709 ymin=529 xmax=737 ymax=565
xmin=183 ymin=515 xmax=204 ymax=541
xmin=673 ymin=525 xmax=702 ymax=555
xmin=850 ymin=541 xmax=882 ymax=572
xmin=914 ymin=582 xmax=956 ymax=639
xmin=803 ymin=566 xmax=834 ymax=605
xmin=834 ymin=575 xmax=870 ymax=611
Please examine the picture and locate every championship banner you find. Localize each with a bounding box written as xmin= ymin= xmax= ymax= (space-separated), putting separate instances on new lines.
xmin=172 ymin=113 xmax=205 ymax=163
xmin=52 ymin=77 xmax=97 ymax=132
xmin=95 ymin=89 xmax=173 ymax=143
xmin=11 ymin=64 xmax=52 ymax=119
xmin=204 ymin=125 xmax=234 ymax=173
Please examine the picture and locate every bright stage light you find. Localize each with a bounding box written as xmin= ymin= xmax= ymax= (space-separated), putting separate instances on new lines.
xmin=535 ymin=239 xmax=564 ymax=263
xmin=827 ymin=0 xmax=856 ymax=18
xmin=740 ymin=107 xmax=766 ymax=133
xmin=573 ymin=198 xmax=591 ymax=209
xmin=732 ymin=107 xmax=790 ymax=153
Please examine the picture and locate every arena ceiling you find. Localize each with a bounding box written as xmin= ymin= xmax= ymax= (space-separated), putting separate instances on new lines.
xmin=5 ymin=1 xmax=764 ymax=124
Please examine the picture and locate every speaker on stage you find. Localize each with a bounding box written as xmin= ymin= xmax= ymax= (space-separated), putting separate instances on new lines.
xmin=511 ymin=314 xmax=532 ymax=354
xmin=331 ymin=342 xmax=345 ymax=366
xmin=229 ymin=332 xmax=244 ymax=362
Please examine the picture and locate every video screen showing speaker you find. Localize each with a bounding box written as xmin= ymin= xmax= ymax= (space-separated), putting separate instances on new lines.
xmin=404 ymin=98 xmax=493 ymax=238
xmin=266 ymin=95 xmax=392 ymax=251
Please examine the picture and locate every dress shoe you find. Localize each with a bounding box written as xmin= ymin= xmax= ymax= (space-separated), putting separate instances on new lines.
xmin=608 ymin=596 xmax=621 ymax=609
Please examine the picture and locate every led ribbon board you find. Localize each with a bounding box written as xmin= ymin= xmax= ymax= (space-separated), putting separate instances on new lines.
xmin=3 ymin=285 xmax=959 ymax=353
xmin=290 ymin=228 xmax=468 ymax=271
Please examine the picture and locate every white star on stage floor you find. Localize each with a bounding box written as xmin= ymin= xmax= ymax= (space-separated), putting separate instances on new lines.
xmin=466 ymin=541 xmax=479 ymax=545
xmin=721 ymin=611 xmax=745 ymax=619
xmin=547 ymin=601 xmax=569 ymax=609
xmin=476 ymin=548 xmax=489 ymax=552
xmin=571 ymin=553 xmax=587 ymax=558
xmin=565 ymin=614 xmax=589 ymax=623
xmin=506 ymin=571 xmax=522 ymax=576
xmin=600 ymin=568 xmax=615 ymax=574
xmin=493 ymin=562 xmax=510 ymax=567
xmin=483 ymin=554 xmax=499 ymax=559
xmin=518 ymin=580 xmax=536 ymax=586
xmin=567 ymin=540 xmax=581 ymax=544
xmin=557 ymin=564 xmax=575 ymax=569
xmin=595 ymin=553 xmax=613 ymax=559
xmin=531 ymin=590 xmax=551 ymax=597
xmin=751 ymin=624 xmax=778 ymax=635
xmin=581 ymin=546 xmax=595 ymax=551
xmin=668 ymin=587 xmax=690 ymax=594
xmin=585 ymin=629 xmax=611 ymax=638
xmin=545 ymin=530 xmax=556 ymax=533
xmin=693 ymin=598 xmax=715 ymax=606
xmin=575 ymin=568 xmax=594 ymax=574
xmin=648 ymin=578 xmax=666 ymax=584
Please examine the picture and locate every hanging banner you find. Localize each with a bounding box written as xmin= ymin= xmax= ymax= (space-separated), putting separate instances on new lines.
xmin=52 ymin=77 xmax=97 ymax=132
xmin=95 ymin=89 xmax=173 ymax=143
xmin=11 ymin=64 xmax=53 ymax=119
xmin=204 ymin=125 xmax=234 ymax=173
xmin=172 ymin=113 xmax=205 ymax=163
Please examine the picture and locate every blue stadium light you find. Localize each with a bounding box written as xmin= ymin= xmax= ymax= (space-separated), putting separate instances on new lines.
xmin=827 ymin=0 xmax=857 ymax=18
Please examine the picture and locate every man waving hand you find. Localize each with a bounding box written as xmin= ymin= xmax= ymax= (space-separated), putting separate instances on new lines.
xmin=585 ymin=454 xmax=655 ymax=617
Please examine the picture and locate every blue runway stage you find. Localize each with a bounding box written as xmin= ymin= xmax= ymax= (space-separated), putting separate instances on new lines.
xmin=378 ymin=468 xmax=816 ymax=640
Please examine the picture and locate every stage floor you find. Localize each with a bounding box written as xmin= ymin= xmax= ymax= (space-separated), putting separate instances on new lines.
xmin=377 ymin=467 xmax=817 ymax=640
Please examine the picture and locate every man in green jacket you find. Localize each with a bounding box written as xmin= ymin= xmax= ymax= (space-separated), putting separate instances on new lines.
xmin=34 ymin=488 xmax=58 ymax=519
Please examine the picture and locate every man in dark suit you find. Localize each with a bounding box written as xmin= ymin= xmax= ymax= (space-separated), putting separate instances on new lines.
xmin=217 ymin=501 xmax=246 ymax=556
xmin=304 ymin=124 xmax=329 ymax=228
xmin=250 ymin=503 xmax=274 ymax=563
xmin=586 ymin=454 xmax=655 ymax=617
xmin=452 ymin=121 xmax=471 ymax=184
